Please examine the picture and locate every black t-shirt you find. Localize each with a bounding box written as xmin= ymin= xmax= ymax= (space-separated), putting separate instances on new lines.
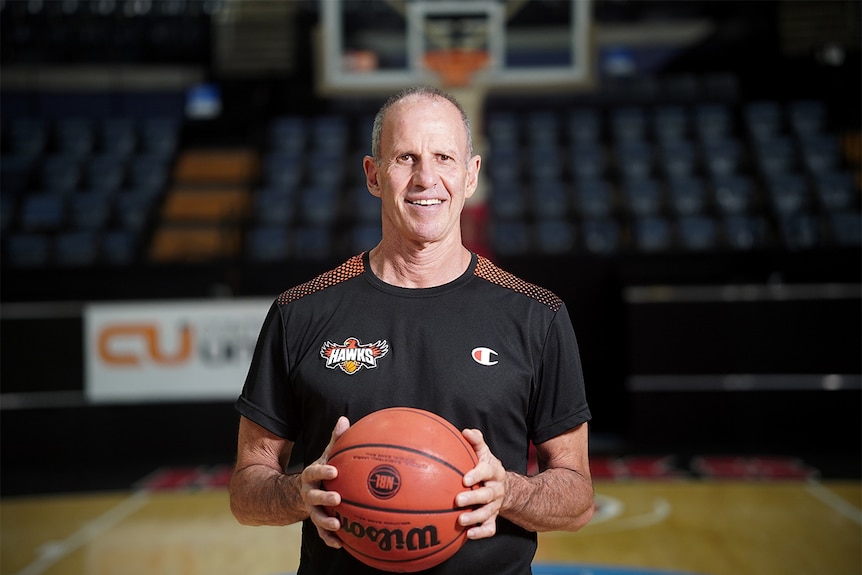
xmin=236 ymin=251 xmax=591 ymax=575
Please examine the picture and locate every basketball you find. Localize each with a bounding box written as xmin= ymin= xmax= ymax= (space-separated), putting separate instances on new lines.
xmin=322 ymin=407 xmax=479 ymax=572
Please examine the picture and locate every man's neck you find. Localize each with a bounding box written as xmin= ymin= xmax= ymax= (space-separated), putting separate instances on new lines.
xmin=368 ymin=241 xmax=472 ymax=289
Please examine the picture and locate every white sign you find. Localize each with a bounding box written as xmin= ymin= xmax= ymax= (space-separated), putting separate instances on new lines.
xmin=84 ymin=299 xmax=272 ymax=403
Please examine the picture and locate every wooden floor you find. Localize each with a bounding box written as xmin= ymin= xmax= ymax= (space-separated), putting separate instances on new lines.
xmin=2 ymin=478 xmax=860 ymax=575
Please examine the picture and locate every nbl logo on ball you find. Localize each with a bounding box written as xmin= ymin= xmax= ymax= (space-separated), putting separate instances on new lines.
xmin=368 ymin=465 xmax=401 ymax=499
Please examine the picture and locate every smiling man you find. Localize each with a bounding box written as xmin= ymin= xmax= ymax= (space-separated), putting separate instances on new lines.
xmin=230 ymin=86 xmax=594 ymax=574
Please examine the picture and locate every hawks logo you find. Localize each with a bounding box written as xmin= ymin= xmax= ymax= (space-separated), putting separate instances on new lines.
xmin=320 ymin=338 xmax=390 ymax=375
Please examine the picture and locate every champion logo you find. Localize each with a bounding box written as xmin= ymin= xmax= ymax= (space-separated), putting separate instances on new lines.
xmin=471 ymin=347 xmax=498 ymax=366
xmin=320 ymin=338 xmax=390 ymax=375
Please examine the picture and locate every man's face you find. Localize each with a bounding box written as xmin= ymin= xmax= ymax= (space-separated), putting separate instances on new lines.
xmin=364 ymin=95 xmax=480 ymax=251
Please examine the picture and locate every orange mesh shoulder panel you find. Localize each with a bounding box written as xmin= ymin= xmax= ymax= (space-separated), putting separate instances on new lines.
xmin=474 ymin=255 xmax=563 ymax=313
xmin=277 ymin=253 xmax=365 ymax=305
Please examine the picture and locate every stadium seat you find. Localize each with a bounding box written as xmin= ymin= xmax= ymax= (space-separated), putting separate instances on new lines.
xmin=40 ymin=155 xmax=82 ymax=194
xmin=723 ymin=214 xmax=768 ymax=250
xmin=1 ymin=154 xmax=36 ymax=195
xmin=246 ymin=226 xmax=292 ymax=262
xmin=813 ymin=171 xmax=857 ymax=211
xmin=86 ymin=155 xmax=128 ymax=193
xmin=611 ymin=107 xmax=647 ymax=143
xmin=798 ymin=133 xmax=841 ymax=174
xmin=299 ymin=186 xmax=339 ymax=225
xmin=128 ymin=155 xmax=171 ymax=194
xmin=788 ymin=100 xmax=827 ymax=136
xmin=702 ymin=139 xmax=741 ymax=176
xmin=535 ymin=219 xmax=575 ymax=255
xmin=99 ymin=118 xmax=138 ymax=158
xmin=253 ymin=187 xmax=295 ymax=226
xmin=574 ymin=178 xmax=614 ymax=218
xmin=263 ymin=152 xmax=304 ymax=190
xmin=531 ymin=181 xmax=569 ymax=218
xmin=490 ymin=184 xmax=526 ymax=220
xmin=570 ymin=143 xmax=606 ymax=180
xmin=678 ymin=215 xmax=718 ymax=251
xmin=694 ymin=104 xmax=733 ymax=143
xmin=582 ymin=218 xmax=620 ymax=254
xmin=491 ymin=220 xmax=530 ymax=256
xmin=293 ymin=225 xmax=332 ymax=259
xmin=351 ymin=185 xmax=381 ymax=222
xmin=829 ymin=212 xmax=862 ymax=247
xmin=653 ymin=105 xmax=690 ymax=143
xmin=754 ymin=137 xmax=798 ymax=176
xmin=658 ymin=140 xmax=698 ymax=179
xmin=745 ymin=100 xmax=783 ymax=141
xmin=139 ymin=117 xmax=180 ymax=157
xmin=616 ymin=140 xmax=654 ymax=179
xmin=766 ymin=174 xmax=811 ymax=215
xmin=713 ymin=174 xmax=755 ymax=215
xmin=19 ymin=194 xmax=66 ymax=230
xmin=269 ymin=115 xmax=307 ymax=155
xmin=351 ymin=223 xmax=382 ymax=253
xmin=69 ymin=193 xmax=112 ymax=230
xmin=55 ymin=118 xmax=95 ymax=157
xmin=623 ymin=177 xmax=663 ymax=217
xmin=668 ymin=177 xmax=707 ymax=216
xmin=632 ymin=216 xmax=672 ymax=252
xmin=778 ymin=212 xmax=820 ymax=250
xmin=101 ymin=230 xmax=137 ymax=265
xmin=55 ymin=231 xmax=99 ymax=266
xmin=4 ymin=233 xmax=51 ymax=267
xmin=567 ymin=109 xmax=602 ymax=146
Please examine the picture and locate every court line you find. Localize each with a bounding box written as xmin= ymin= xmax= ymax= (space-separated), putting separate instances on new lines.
xmin=15 ymin=490 xmax=150 ymax=575
xmin=805 ymin=480 xmax=862 ymax=526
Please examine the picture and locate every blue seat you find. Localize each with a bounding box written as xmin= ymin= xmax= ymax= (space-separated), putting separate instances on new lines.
xmin=678 ymin=216 xmax=718 ymax=251
xmin=102 ymin=230 xmax=137 ymax=265
xmin=798 ymin=134 xmax=841 ymax=174
xmin=531 ymin=181 xmax=568 ymax=218
xmin=567 ymin=109 xmax=602 ymax=146
xmin=754 ymin=137 xmax=797 ymax=176
xmin=55 ymin=231 xmax=99 ymax=267
xmin=659 ymin=140 xmax=698 ymax=179
xmin=69 ymin=193 xmax=112 ymax=229
xmin=40 ymin=155 xmax=82 ymax=194
xmin=139 ymin=118 xmax=179 ymax=158
xmin=611 ymin=107 xmax=647 ymax=143
xmin=299 ymin=187 xmax=339 ymax=225
xmin=829 ymin=212 xmax=862 ymax=247
xmin=115 ymin=191 xmax=154 ymax=231
xmin=616 ymin=140 xmax=653 ymax=179
xmin=788 ymin=100 xmax=827 ymax=136
xmin=702 ymin=139 xmax=741 ymax=177
xmin=535 ymin=219 xmax=575 ymax=255
xmin=491 ymin=220 xmax=530 ymax=256
xmin=694 ymin=104 xmax=733 ymax=143
xmin=293 ymin=225 xmax=332 ymax=259
xmin=55 ymin=118 xmax=95 ymax=157
xmin=263 ymin=152 xmax=304 ymax=190
xmin=86 ymin=155 xmax=128 ymax=193
xmin=668 ymin=177 xmax=708 ymax=216
xmin=777 ymin=212 xmax=820 ymax=250
xmin=766 ymin=174 xmax=810 ymax=215
xmin=253 ymin=187 xmax=295 ymax=226
xmin=713 ymin=175 xmax=755 ymax=215
xmin=723 ymin=215 xmax=767 ymax=250
xmin=632 ymin=216 xmax=672 ymax=252
xmin=246 ymin=226 xmax=291 ymax=262
xmin=814 ymin=171 xmax=857 ymax=211
xmin=128 ymin=155 xmax=170 ymax=194
xmin=310 ymin=116 xmax=349 ymax=152
xmin=490 ymin=184 xmax=526 ymax=219
xmin=653 ymin=106 xmax=690 ymax=143
xmin=745 ymin=101 xmax=783 ymax=141
xmin=574 ymin=179 xmax=613 ymax=218
xmin=623 ymin=177 xmax=663 ymax=217
xmin=100 ymin=118 xmax=138 ymax=157
xmin=570 ymin=144 xmax=606 ymax=180
xmin=269 ymin=115 xmax=307 ymax=155
xmin=5 ymin=233 xmax=50 ymax=267
xmin=19 ymin=194 xmax=66 ymax=230
xmin=487 ymin=112 xmax=520 ymax=148
xmin=582 ymin=218 xmax=620 ymax=254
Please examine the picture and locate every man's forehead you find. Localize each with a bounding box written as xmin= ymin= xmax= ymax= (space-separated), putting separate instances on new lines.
xmin=383 ymin=96 xmax=467 ymax=148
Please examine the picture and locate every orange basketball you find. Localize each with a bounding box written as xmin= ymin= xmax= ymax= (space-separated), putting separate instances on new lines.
xmin=322 ymin=407 xmax=479 ymax=572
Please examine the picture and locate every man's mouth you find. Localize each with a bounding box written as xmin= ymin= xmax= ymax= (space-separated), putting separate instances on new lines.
xmin=408 ymin=199 xmax=443 ymax=206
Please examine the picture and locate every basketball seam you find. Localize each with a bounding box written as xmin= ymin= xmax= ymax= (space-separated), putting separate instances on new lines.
xmin=329 ymin=443 xmax=473 ymax=477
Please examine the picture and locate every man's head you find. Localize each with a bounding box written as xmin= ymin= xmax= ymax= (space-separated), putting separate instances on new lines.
xmin=363 ymin=86 xmax=481 ymax=253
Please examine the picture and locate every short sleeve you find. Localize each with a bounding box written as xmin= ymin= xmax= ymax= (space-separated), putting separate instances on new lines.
xmin=235 ymin=301 xmax=298 ymax=440
xmin=529 ymin=303 xmax=591 ymax=445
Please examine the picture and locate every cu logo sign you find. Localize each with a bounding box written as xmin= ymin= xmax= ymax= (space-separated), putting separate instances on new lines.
xmin=97 ymin=323 xmax=194 ymax=366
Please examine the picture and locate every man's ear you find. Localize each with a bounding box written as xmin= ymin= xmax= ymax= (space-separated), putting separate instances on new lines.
xmin=465 ymin=154 xmax=482 ymax=199
xmin=363 ymin=156 xmax=382 ymax=198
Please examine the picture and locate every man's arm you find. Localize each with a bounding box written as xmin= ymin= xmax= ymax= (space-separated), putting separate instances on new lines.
xmin=229 ymin=416 xmax=306 ymax=526
xmin=501 ymin=422 xmax=594 ymax=532
xmin=457 ymin=422 xmax=594 ymax=537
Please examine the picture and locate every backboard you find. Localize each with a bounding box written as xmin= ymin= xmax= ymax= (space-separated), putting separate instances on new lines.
xmin=317 ymin=0 xmax=594 ymax=95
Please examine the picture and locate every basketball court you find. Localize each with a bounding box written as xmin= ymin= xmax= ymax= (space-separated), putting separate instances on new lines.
xmin=2 ymin=458 xmax=860 ymax=575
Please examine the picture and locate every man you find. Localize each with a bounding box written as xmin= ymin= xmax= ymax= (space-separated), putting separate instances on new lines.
xmin=230 ymin=86 xmax=593 ymax=574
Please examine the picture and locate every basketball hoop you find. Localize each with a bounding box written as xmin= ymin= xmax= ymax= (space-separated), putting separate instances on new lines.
xmin=423 ymin=48 xmax=490 ymax=88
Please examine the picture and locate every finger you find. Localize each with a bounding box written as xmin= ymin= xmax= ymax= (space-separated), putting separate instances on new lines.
xmin=466 ymin=516 xmax=497 ymax=540
xmin=321 ymin=416 xmax=351 ymax=463
xmin=316 ymin=524 xmax=344 ymax=548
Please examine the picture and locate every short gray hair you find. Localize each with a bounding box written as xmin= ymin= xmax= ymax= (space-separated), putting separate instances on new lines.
xmin=370 ymin=86 xmax=474 ymax=164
